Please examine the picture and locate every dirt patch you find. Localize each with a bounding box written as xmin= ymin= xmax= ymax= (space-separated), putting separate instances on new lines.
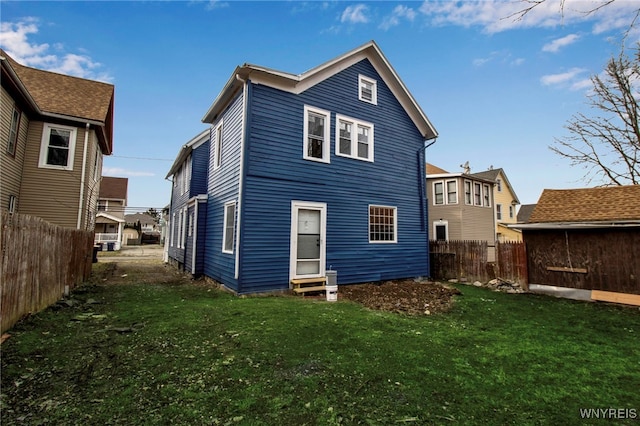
xmin=339 ymin=279 xmax=461 ymax=315
xmin=92 ymin=261 xmax=193 ymax=286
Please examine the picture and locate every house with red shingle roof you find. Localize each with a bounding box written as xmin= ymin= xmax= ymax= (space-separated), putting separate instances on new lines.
xmin=515 ymin=185 xmax=640 ymax=305
xmin=0 ymin=48 xmax=114 ymax=229
xmin=95 ymin=176 xmax=128 ymax=250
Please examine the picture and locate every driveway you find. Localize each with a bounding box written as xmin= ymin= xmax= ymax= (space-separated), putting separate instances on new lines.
xmin=97 ymin=244 xmax=164 ymax=263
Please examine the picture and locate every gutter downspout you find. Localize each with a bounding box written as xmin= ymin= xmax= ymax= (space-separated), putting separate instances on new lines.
xmin=422 ymin=137 xmax=437 ymax=278
xmin=77 ymin=123 xmax=90 ymax=229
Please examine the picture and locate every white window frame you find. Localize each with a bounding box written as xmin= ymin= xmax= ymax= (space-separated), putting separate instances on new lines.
xmin=222 ymin=200 xmax=236 ymax=254
xmin=496 ymin=204 xmax=503 ymax=221
xmin=483 ymin=184 xmax=491 ymax=207
xmin=446 ymin=180 xmax=458 ymax=204
xmin=214 ymin=121 xmax=223 ymax=170
xmin=92 ymin=146 xmax=101 ymax=182
xmin=433 ymin=181 xmax=444 ymax=205
xmin=464 ymin=180 xmax=472 ymax=205
xmin=171 ymin=212 xmax=176 ymax=247
xmin=474 ymin=182 xmax=482 ymax=206
xmin=182 ymin=158 xmax=191 ymax=195
xmin=181 ymin=207 xmax=188 ymax=248
xmin=369 ymin=205 xmax=397 ymax=244
xmin=8 ymin=195 xmax=17 ymax=214
xmin=38 ymin=123 xmax=77 ymax=170
xmin=433 ymin=180 xmax=457 ymax=205
xmin=303 ymin=105 xmax=330 ymax=163
xmin=433 ymin=220 xmax=449 ymax=242
xmin=335 ymin=114 xmax=374 ymax=162
xmin=7 ymin=107 xmax=20 ymax=156
xmin=358 ymin=75 xmax=377 ymax=105
xmin=497 ymin=179 xmax=502 ymax=192
xmin=509 ymin=205 xmax=514 ymax=219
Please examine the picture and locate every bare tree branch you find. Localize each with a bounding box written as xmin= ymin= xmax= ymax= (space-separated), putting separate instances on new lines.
xmin=551 ymin=44 xmax=640 ymax=186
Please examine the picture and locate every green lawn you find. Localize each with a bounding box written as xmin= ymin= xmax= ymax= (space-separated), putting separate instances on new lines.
xmin=2 ymin=265 xmax=639 ymax=425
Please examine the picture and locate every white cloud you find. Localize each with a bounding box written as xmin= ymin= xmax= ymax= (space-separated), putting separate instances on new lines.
xmin=341 ymin=4 xmax=369 ymax=24
xmin=540 ymin=67 xmax=588 ymax=86
xmin=473 ymin=50 xmax=524 ymax=67
xmin=0 ymin=18 xmax=112 ymax=82
xmin=542 ymin=34 xmax=580 ymax=52
xmin=418 ymin=0 xmax=639 ymax=35
xmin=380 ymin=5 xmax=417 ymax=30
xmin=102 ymin=167 xmax=155 ymax=177
xmin=205 ymin=0 xmax=229 ymax=11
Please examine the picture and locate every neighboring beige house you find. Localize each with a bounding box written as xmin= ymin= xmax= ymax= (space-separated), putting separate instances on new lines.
xmin=426 ymin=163 xmax=496 ymax=259
xmin=0 ymin=49 xmax=114 ymax=229
xmin=95 ymin=176 xmax=127 ymax=250
xmin=471 ymin=167 xmax=522 ymax=242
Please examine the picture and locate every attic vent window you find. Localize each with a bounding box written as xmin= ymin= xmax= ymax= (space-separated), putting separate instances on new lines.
xmin=359 ymin=75 xmax=377 ymax=105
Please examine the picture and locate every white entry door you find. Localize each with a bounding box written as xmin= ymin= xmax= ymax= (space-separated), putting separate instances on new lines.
xmin=290 ymin=201 xmax=326 ymax=279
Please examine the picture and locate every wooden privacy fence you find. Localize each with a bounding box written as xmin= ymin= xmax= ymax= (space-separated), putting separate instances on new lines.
xmin=430 ymin=240 xmax=527 ymax=286
xmin=1 ymin=212 xmax=93 ymax=333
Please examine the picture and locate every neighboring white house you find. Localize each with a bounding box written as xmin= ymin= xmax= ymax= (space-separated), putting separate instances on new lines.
xmin=95 ymin=176 xmax=127 ymax=250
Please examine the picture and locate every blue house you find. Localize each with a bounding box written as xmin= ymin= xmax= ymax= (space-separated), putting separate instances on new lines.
xmin=166 ymin=129 xmax=209 ymax=275
xmin=167 ymin=41 xmax=438 ymax=294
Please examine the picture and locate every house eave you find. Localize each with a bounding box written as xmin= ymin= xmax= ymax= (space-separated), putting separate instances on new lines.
xmin=510 ymin=220 xmax=640 ymax=230
xmin=166 ymin=129 xmax=210 ymax=178
xmin=96 ymin=212 xmax=125 ymax=223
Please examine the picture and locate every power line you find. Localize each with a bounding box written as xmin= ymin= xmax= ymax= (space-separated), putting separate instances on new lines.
xmin=110 ymin=155 xmax=173 ymax=162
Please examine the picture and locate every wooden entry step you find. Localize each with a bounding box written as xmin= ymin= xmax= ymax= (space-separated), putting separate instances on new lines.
xmin=291 ymin=277 xmax=327 ymax=294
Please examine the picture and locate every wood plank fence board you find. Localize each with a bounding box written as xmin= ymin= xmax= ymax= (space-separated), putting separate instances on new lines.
xmin=430 ymin=240 xmax=527 ymax=286
xmin=1 ymin=212 xmax=93 ymax=333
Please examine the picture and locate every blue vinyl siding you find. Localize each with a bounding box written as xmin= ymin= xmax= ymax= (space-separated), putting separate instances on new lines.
xmin=203 ymin=91 xmax=244 ymax=291
xmin=190 ymin=142 xmax=210 ymax=196
xmin=168 ymin=139 xmax=210 ymax=268
xmin=238 ymin=58 xmax=429 ymax=292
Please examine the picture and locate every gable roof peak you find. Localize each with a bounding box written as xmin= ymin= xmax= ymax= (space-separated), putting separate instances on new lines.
xmin=202 ymin=41 xmax=437 ymax=140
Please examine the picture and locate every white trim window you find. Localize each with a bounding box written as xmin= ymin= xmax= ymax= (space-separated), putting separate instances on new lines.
xmin=39 ymin=123 xmax=77 ymax=170
xmin=464 ymin=180 xmax=472 ymax=205
xmin=303 ymin=105 xmax=330 ymax=163
xmin=182 ymin=158 xmax=191 ymax=195
xmin=433 ymin=180 xmax=457 ymax=205
xmin=336 ymin=115 xmax=374 ymax=162
xmin=92 ymin=146 xmax=101 ymax=182
xmin=369 ymin=205 xmax=397 ymax=243
xmin=474 ymin=182 xmax=482 ymax=206
xmin=181 ymin=207 xmax=188 ymax=248
xmin=7 ymin=107 xmax=20 ymax=156
xmin=447 ymin=180 xmax=458 ymax=204
xmin=223 ymin=200 xmax=236 ymax=254
xmin=359 ymin=75 xmax=377 ymax=105
xmin=8 ymin=195 xmax=17 ymax=214
xmin=171 ymin=212 xmax=176 ymax=247
xmin=483 ymin=184 xmax=491 ymax=207
xmin=214 ymin=121 xmax=223 ymax=170
xmin=509 ymin=205 xmax=515 ymax=219
xmin=433 ymin=182 xmax=444 ymax=205
xmin=496 ymin=204 xmax=503 ymax=221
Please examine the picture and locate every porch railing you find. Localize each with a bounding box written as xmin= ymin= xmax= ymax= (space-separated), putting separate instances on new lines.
xmin=94 ymin=233 xmax=119 ymax=242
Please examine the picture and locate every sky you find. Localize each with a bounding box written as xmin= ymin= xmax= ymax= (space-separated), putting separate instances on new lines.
xmin=1 ymin=0 xmax=638 ymax=212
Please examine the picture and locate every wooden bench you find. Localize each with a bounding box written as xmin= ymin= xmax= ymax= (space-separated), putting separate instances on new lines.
xmin=291 ymin=277 xmax=327 ymax=294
